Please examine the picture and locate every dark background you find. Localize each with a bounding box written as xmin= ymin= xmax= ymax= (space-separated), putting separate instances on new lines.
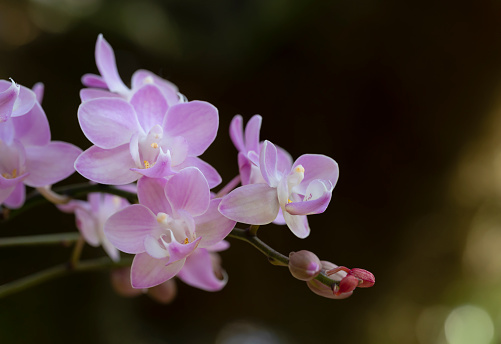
xmin=2 ymin=0 xmax=501 ymax=343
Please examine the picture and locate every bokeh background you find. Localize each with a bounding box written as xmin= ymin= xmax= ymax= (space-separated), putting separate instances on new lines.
xmin=2 ymin=0 xmax=501 ymax=343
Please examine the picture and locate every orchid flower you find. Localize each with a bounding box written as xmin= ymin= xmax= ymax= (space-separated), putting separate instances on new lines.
xmin=104 ymin=167 xmax=236 ymax=288
xmin=306 ymin=261 xmax=354 ymax=299
xmin=0 ymin=82 xmax=82 ymax=208
xmin=0 ymin=79 xmax=36 ymax=123
xmin=219 ymin=140 xmax=338 ymax=238
xmin=58 ymin=192 xmax=131 ymax=261
xmin=80 ymin=34 xmax=181 ymax=106
xmin=111 ymin=240 xmax=229 ymax=302
xmin=75 ymin=83 xmax=221 ymax=187
xmin=230 ymin=114 xmax=292 ymax=186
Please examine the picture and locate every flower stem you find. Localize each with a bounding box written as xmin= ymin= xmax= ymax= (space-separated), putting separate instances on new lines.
xmin=2 ymin=183 xmax=137 ymax=223
xmin=69 ymin=236 xmax=85 ymax=268
xmin=0 ymin=232 xmax=80 ymax=248
xmin=228 ymin=227 xmax=337 ymax=288
xmin=0 ymin=256 xmax=133 ymax=298
xmin=228 ymin=227 xmax=288 ymax=266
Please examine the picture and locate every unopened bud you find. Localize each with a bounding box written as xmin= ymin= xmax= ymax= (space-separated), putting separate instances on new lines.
xmin=148 ymin=279 xmax=177 ymax=304
xmin=110 ymin=268 xmax=142 ymax=298
xmin=306 ymin=260 xmax=353 ymax=299
xmin=334 ymin=274 xmax=359 ymax=295
xmin=350 ymin=268 xmax=375 ymax=288
xmin=289 ymin=250 xmax=321 ymax=281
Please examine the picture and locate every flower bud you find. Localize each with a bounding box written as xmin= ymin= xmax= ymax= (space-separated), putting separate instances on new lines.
xmin=334 ymin=274 xmax=359 ymax=295
xmin=288 ymin=250 xmax=321 ymax=281
xmin=350 ymin=268 xmax=375 ymax=288
xmin=110 ymin=268 xmax=142 ymax=298
xmin=307 ymin=278 xmax=353 ymax=299
xmin=306 ymin=261 xmax=353 ymax=299
xmin=148 ymin=279 xmax=177 ymax=304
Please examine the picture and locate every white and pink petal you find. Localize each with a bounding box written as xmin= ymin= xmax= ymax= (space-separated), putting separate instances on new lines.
xmin=163 ymin=101 xmax=218 ymax=157
xmin=131 ymin=253 xmax=184 ymax=289
xmin=78 ymin=98 xmax=141 ymax=149
xmin=177 ymin=248 xmax=227 ymax=291
xmin=24 ymin=142 xmax=81 ymax=187
xmin=165 ymin=167 xmax=210 ymax=217
xmin=218 ymin=183 xmax=279 ymax=225
xmin=104 ymin=204 xmax=158 ymax=254
xmin=195 ymin=199 xmax=235 ymax=248
xmin=75 ymin=145 xmax=138 ymax=185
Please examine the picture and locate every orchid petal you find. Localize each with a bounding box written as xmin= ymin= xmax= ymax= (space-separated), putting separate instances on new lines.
xmin=13 ymin=84 xmax=37 ymax=117
xmin=74 ymin=207 xmax=100 ymax=246
xmin=260 ymin=140 xmax=280 ymax=187
xmin=12 ymin=102 xmax=50 ymax=146
xmin=79 ymin=88 xmax=121 ymax=102
xmin=130 ymin=84 xmax=168 ymax=132
xmin=131 ymin=70 xmax=179 ymax=105
xmin=272 ymin=208 xmax=287 ymax=225
xmin=3 ymin=182 xmax=25 ymax=208
xmin=32 ymin=83 xmax=44 ymax=103
xmin=81 ymin=73 xmax=108 ymax=89
xmin=104 ymin=204 xmax=158 ymax=254
xmin=0 ymin=79 xmax=19 ymax=122
xmin=163 ymin=101 xmax=218 ymax=156
xmin=244 ymin=115 xmax=262 ymax=154
xmin=283 ymin=211 xmax=310 ymax=239
xmin=206 ymin=240 xmax=230 ymax=252
xmin=75 ymin=145 xmax=138 ymax=185
xmin=163 ymin=135 xmax=188 ymax=166
xmin=144 ymin=234 xmax=169 ymax=258
xmin=277 ymin=145 xmax=293 ymax=173
xmin=78 ymin=98 xmax=141 ymax=149
xmin=0 ymin=118 xmax=14 ymax=144
xmin=95 ymin=34 xmax=129 ymax=94
xmin=195 ymin=199 xmax=235 ymax=248
xmin=0 ymin=184 xmax=16 ymax=205
xmin=218 ymin=183 xmax=279 ymax=225
xmin=285 ymin=179 xmax=333 ymax=215
xmin=237 ymin=152 xmax=252 ymax=185
xmin=24 ymin=142 xmax=81 ymax=187
xmin=173 ymin=156 xmax=222 ymax=189
xmin=165 ymin=167 xmax=210 ymax=216
xmin=137 ymin=176 xmax=171 ymax=215
xmin=102 ymin=237 xmax=120 ymax=262
xmin=131 ymin=253 xmax=184 ymax=288
xmin=229 ymin=115 xmax=245 ymax=152
xmin=167 ymin=236 xmax=201 ymax=263
xmin=293 ymin=154 xmax=339 ymax=195
xmin=177 ymin=248 xmax=227 ymax=291
xmin=131 ymin=149 xmax=175 ymax=179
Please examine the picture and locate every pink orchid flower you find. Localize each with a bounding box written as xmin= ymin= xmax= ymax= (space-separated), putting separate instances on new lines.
xmin=104 ymin=167 xmax=235 ymax=288
xmin=219 ymin=140 xmax=338 ymax=238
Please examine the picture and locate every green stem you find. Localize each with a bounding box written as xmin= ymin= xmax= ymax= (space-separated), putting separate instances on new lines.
xmin=228 ymin=227 xmax=337 ymax=288
xmin=0 ymin=232 xmax=80 ymax=248
xmin=228 ymin=227 xmax=289 ymax=266
xmin=69 ymin=236 xmax=85 ymax=268
xmin=3 ymin=183 xmax=137 ymax=223
xmin=0 ymin=256 xmax=133 ymax=298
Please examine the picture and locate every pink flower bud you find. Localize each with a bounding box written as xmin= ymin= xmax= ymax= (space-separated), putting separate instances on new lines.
xmin=306 ymin=261 xmax=353 ymax=299
xmin=288 ymin=250 xmax=321 ymax=281
xmin=334 ymin=274 xmax=359 ymax=295
xmin=350 ymin=268 xmax=375 ymax=288
xmin=110 ymin=268 xmax=142 ymax=298
xmin=148 ymin=279 xmax=177 ymax=304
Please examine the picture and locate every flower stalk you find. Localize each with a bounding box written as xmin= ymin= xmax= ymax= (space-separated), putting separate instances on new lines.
xmin=0 ymin=256 xmax=133 ymax=298
xmin=2 ymin=183 xmax=137 ymax=223
xmin=227 ymin=227 xmax=337 ymax=288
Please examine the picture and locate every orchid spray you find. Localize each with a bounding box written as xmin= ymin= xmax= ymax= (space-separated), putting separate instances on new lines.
xmin=0 ymin=34 xmax=374 ymax=302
